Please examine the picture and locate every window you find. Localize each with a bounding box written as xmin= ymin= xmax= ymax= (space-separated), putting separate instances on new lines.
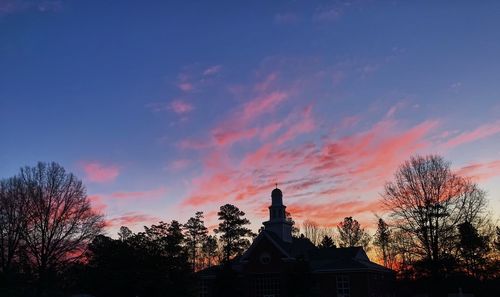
xmin=336 ymin=275 xmax=350 ymax=297
xmin=199 ymin=279 xmax=209 ymax=297
xmin=259 ymin=252 xmax=271 ymax=264
xmin=253 ymin=274 xmax=280 ymax=297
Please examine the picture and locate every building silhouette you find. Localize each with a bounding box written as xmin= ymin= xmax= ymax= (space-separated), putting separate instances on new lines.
xmin=198 ymin=188 xmax=394 ymax=297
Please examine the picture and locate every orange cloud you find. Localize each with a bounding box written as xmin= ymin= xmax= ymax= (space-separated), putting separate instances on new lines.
xmin=81 ymin=161 xmax=120 ymax=183
xmin=287 ymin=199 xmax=383 ymax=227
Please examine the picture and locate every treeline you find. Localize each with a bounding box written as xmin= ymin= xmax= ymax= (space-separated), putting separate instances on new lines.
xmin=0 ymin=163 xmax=255 ymax=296
xmin=1 ymin=156 xmax=500 ymax=296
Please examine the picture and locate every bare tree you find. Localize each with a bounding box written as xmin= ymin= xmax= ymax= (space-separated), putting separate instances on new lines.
xmin=18 ymin=162 xmax=104 ymax=280
xmin=302 ymin=219 xmax=321 ymax=245
xmin=201 ymin=235 xmax=218 ymax=268
xmin=0 ymin=177 xmax=28 ymax=274
xmin=382 ymin=155 xmax=488 ymax=277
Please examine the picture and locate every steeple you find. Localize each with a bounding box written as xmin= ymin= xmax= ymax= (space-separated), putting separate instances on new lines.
xmin=263 ymin=187 xmax=292 ymax=243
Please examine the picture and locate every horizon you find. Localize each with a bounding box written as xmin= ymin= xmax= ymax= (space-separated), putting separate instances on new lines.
xmin=1 ymin=0 xmax=500 ymax=236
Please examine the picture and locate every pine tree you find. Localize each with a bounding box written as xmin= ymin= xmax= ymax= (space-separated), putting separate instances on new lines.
xmin=458 ymin=221 xmax=489 ymax=277
xmin=214 ymin=204 xmax=254 ymax=262
xmin=374 ymin=218 xmax=391 ymax=267
xmin=184 ymin=211 xmax=208 ymax=271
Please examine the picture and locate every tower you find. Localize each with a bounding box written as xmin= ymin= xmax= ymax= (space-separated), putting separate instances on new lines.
xmin=262 ymin=187 xmax=293 ymax=243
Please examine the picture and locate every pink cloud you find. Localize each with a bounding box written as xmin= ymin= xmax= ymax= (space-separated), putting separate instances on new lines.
xmin=110 ymin=187 xmax=167 ymax=200
xmin=169 ymin=100 xmax=194 ymax=114
xmin=212 ymin=127 xmax=258 ymax=146
xmin=442 ymin=121 xmax=500 ymax=149
xmin=88 ymin=194 xmax=108 ymax=214
xmin=81 ymin=161 xmax=120 ymax=183
xmin=240 ymin=91 xmax=287 ymax=122
xmin=105 ymin=212 xmax=159 ymax=227
xmin=456 ymin=159 xmax=500 ymax=181
xmin=179 ymin=113 xmax=440 ymax=231
xmin=287 ymin=199 xmax=382 ymax=227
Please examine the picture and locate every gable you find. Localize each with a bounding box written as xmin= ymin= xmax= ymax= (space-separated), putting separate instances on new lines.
xmin=241 ymin=233 xmax=291 ymax=273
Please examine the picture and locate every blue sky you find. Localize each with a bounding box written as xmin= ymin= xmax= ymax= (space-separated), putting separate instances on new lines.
xmin=1 ymin=0 xmax=499 ymax=233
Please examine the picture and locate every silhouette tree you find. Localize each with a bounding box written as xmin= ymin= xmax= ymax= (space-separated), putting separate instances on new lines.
xmin=495 ymin=226 xmax=500 ymax=252
xmin=285 ymin=211 xmax=300 ymax=237
xmin=184 ymin=211 xmax=208 ymax=271
xmin=374 ymin=218 xmax=391 ymax=267
xmin=117 ymin=226 xmax=133 ymax=241
xmin=302 ymin=219 xmax=321 ymax=245
xmin=201 ymin=235 xmax=218 ymax=268
xmin=214 ymin=204 xmax=254 ymax=262
xmin=337 ymin=216 xmax=370 ymax=248
xmin=382 ymin=155 xmax=488 ymax=278
xmin=319 ymin=235 xmax=335 ymax=249
xmin=457 ymin=221 xmax=489 ymax=278
xmin=18 ymin=162 xmax=104 ymax=291
xmin=0 ymin=177 xmax=28 ymax=275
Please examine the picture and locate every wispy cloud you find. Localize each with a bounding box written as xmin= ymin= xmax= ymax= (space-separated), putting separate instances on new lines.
xmin=109 ymin=187 xmax=167 ymax=200
xmin=456 ymin=159 xmax=500 ymax=181
xmin=81 ymin=161 xmax=120 ymax=183
xmin=169 ymin=100 xmax=194 ymax=114
xmin=203 ymin=65 xmax=222 ymax=76
xmin=442 ymin=121 xmax=500 ymax=149
xmin=105 ymin=212 xmax=160 ymax=227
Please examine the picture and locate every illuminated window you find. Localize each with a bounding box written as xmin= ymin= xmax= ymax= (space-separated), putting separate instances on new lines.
xmin=336 ymin=274 xmax=350 ymax=297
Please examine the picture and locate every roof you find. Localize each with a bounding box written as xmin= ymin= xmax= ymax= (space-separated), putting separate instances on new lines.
xmin=308 ymin=247 xmax=393 ymax=273
xmin=240 ymin=230 xmax=316 ymax=261
xmin=199 ymin=232 xmax=394 ymax=277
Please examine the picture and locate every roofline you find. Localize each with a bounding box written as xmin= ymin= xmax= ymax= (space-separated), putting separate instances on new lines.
xmin=240 ymin=231 xmax=292 ymax=262
xmin=313 ymin=268 xmax=395 ymax=273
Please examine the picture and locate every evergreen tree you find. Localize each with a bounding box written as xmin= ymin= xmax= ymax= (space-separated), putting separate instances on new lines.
xmin=337 ymin=217 xmax=370 ymax=249
xmin=374 ymin=218 xmax=391 ymax=267
xmin=184 ymin=211 xmax=208 ymax=271
xmin=214 ymin=204 xmax=254 ymax=262
xmin=458 ymin=221 xmax=489 ymax=277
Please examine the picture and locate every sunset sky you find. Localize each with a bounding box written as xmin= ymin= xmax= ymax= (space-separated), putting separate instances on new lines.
xmin=1 ymin=0 xmax=499 ymax=235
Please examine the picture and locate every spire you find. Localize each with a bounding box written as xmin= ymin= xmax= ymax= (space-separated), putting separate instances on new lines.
xmin=263 ymin=187 xmax=292 ymax=242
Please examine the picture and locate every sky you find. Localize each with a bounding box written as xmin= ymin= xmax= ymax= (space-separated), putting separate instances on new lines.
xmin=1 ymin=0 xmax=500 ymax=236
